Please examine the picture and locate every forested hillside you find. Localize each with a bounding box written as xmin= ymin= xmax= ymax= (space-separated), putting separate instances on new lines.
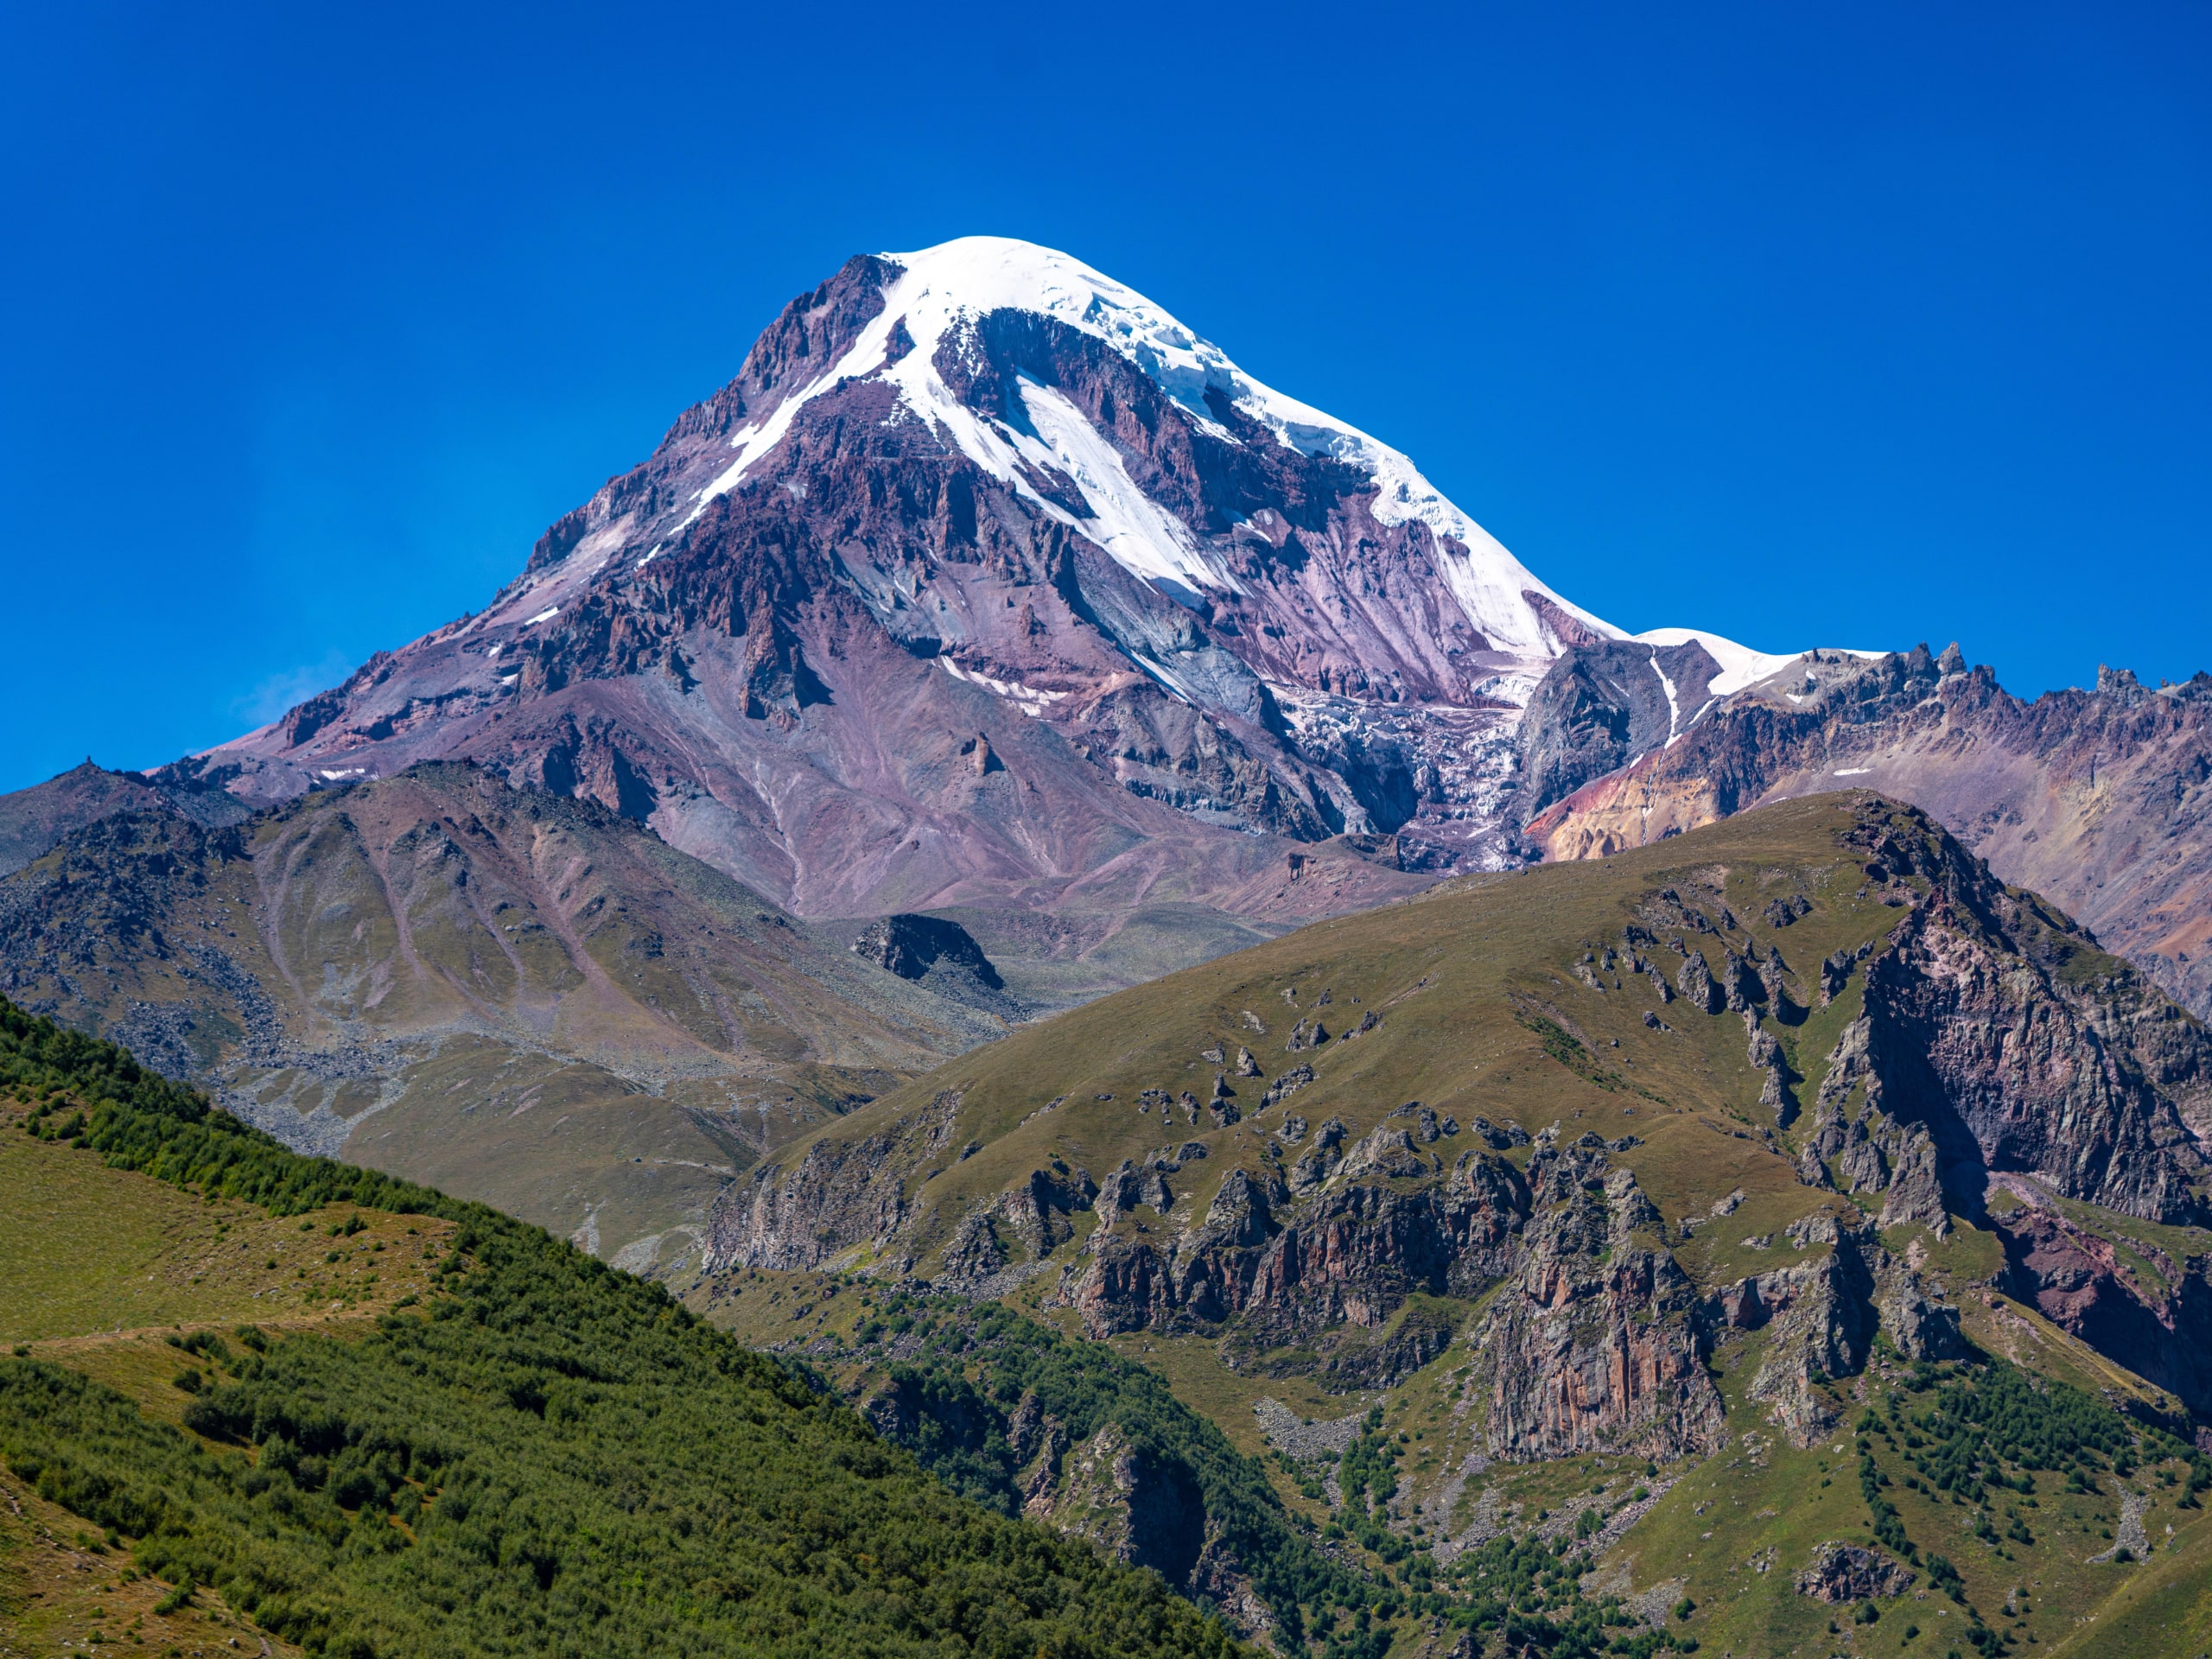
xmin=0 ymin=1000 xmax=1243 ymax=1659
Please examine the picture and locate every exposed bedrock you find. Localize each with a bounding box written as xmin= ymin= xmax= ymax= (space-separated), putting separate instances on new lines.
xmin=1713 ymin=1213 xmax=1962 ymax=1448
xmin=1514 ymin=638 xmax=1723 ymax=823
xmin=1993 ymin=1191 xmax=2212 ymax=1416
xmin=1065 ymin=1149 xmax=1529 ymax=1356
xmin=1471 ymin=1141 xmax=1727 ymax=1463
xmin=1721 ymin=804 xmax=2212 ymax=1228
xmin=708 ymin=1088 xmax=969 ymax=1272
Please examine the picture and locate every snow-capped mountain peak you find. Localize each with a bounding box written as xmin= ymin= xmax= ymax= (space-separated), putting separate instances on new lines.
xmin=201 ymin=237 xmax=1878 ymax=926
xmin=690 ymin=236 xmax=1612 ymax=658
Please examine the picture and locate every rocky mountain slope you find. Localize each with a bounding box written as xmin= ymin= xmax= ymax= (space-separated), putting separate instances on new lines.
xmin=0 ymin=761 xmax=1012 ymax=1263
xmin=4 ymin=237 xmax=1813 ymax=1005
xmin=10 ymin=238 xmax=2199 ymax=1032
xmin=1521 ymin=643 xmax=2212 ymax=1021
xmin=0 ymin=758 xmax=253 ymax=875
xmin=683 ymin=792 xmax=2212 ymax=1655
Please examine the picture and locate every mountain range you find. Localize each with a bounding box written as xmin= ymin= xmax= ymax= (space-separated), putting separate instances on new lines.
xmin=7 ymin=237 xmax=2212 ymax=1655
xmin=5 ymin=232 xmax=2205 ymax=1262
xmin=2 ymin=239 xmax=1852 ymax=983
xmin=9 ymin=237 xmax=2202 ymax=1005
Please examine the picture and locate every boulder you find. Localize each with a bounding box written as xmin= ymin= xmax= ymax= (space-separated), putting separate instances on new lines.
xmin=1794 ymin=1542 xmax=1914 ymax=1603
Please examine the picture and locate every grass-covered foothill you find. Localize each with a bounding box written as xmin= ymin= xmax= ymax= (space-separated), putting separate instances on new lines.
xmin=0 ymin=997 xmax=1246 ymax=1659
xmin=1865 ymin=1357 xmax=2212 ymax=1557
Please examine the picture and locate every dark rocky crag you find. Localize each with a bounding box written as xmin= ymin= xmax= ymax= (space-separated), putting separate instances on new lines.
xmin=1512 ymin=638 xmax=1725 ymax=825
xmin=0 ymin=759 xmax=253 ymax=877
xmin=1764 ymin=802 xmax=2212 ymax=1230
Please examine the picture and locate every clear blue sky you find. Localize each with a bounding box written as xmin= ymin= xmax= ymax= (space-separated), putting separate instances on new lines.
xmin=3 ymin=3 xmax=2207 ymax=792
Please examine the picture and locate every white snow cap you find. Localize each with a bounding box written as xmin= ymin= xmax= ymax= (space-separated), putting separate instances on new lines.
xmin=690 ymin=235 xmax=1884 ymax=676
xmin=693 ymin=235 xmax=1614 ymax=656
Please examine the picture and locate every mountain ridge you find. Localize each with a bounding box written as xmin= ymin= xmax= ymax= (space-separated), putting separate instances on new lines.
xmin=683 ymin=791 xmax=2212 ymax=1656
xmin=11 ymin=236 xmax=2201 ymax=1031
xmin=0 ymin=760 xmax=1019 ymax=1265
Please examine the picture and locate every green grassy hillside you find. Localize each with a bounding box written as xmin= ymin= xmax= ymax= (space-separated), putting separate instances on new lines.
xmin=696 ymin=793 xmax=2212 ymax=1657
xmin=0 ymin=1001 xmax=1246 ymax=1659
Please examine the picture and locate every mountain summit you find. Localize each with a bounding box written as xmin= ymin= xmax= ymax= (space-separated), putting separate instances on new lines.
xmin=173 ymin=237 xmax=1808 ymax=993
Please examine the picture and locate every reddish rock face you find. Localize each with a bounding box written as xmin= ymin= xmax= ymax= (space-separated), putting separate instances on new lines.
xmin=1993 ymin=1186 xmax=2212 ymax=1414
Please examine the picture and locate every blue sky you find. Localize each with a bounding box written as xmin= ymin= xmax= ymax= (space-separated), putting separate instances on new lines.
xmin=2 ymin=2 xmax=2207 ymax=792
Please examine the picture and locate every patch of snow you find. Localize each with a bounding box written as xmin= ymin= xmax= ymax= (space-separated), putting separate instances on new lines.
xmin=938 ymin=658 xmax=1071 ymax=720
xmin=1834 ymin=767 xmax=1872 ymax=777
xmin=887 ymin=239 xmax=1618 ymax=656
xmin=1633 ymin=628 xmax=1802 ymax=697
xmin=1634 ymin=628 xmax=1887 ymax=698
xmin=681 ymin=236 xmax=1921 ymax=677
xmin=524 ymin=605 xmax=560 ymax=626
xmin=688 ymin=236 xmax=1615 ymax=657
xmin=1649 ymin=645 xmax=1682 ymax=741
xmin=1012 ymin=376 xmax=1230 ymax=593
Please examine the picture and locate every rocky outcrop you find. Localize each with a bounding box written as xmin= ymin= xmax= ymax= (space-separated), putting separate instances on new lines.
xmin=1599 ymin=804 xmax=2212 ymax=1230
xmin=1471 ymin=1139 xmax=1727 ymax=1462
xmin=709 ymin=1089 xmax=968 ymax=1271
xmin=997 ymin=1163 xmax=1099 ymax=1255
xmin=1514 ymin=639 xmax=1724 ymax=823
xmin=938 ymin=1210 xmax=1009 ymax=1284
xmin=1993 ymin=1185 xmax=2212 ymax=1416
xmin=851 ymin=912 xmax=1002 ymax=987
xmin=1714 ymin=1213 xmax=1962 ymax=1448
xmin=1795 ymin=1542 xmax=1915 ymax=1602
xmin=1064 ymin=1149 xmax=1529 ymax=1361
xmin=1029 ymin=1422 xmax=1208 ymax=1590
xmin=1839 ymin=807 xmax=2211 ymax=1224
xmin=0 ymin=760 xmax=254 ymax=878
xmin=1677 ymin=952 xmax=1724 ymax=1014
xmin=1801 ymin=1016 xmax=1949 ymax=1235
xmin=1528 ymin=644 xmax=2212 ymax=1024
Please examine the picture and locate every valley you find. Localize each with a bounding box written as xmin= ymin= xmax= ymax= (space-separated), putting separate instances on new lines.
xmin=11 ymin=791 xmax=2212 ymax=1654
